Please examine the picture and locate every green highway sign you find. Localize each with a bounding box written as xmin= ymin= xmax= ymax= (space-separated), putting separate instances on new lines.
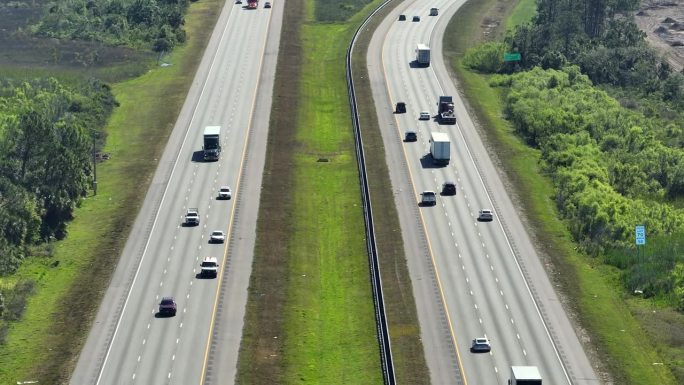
xmin=504 ymin=52 xmax=521 ymax=62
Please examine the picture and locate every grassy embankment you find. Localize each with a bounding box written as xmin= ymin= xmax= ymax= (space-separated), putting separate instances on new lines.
xmin=238 ymin=0 xmax=430 ymax=383
xmin=444 ymin=0 xmax=677 ymax=384
xmin=0 ymin=0 xmax=223 ymax=383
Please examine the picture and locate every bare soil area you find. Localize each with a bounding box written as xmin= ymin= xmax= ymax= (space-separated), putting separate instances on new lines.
xmin=635 ymin=0 xmax=684 ymax=72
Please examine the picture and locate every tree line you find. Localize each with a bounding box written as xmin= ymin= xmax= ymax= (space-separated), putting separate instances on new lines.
xmin=0 ymin=78 xmax=116 ymax=275
xmin=463 ymin=0 xmax=684 ymax=307
xmin=30 ymin=0 xmax=197 ymax=52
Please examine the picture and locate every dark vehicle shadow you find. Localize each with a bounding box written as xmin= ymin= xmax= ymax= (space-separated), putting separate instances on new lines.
xmin=195 ymin=273 xmax=216 ymax=279
xmin=409 ymin=60 xmax=428 ymax=69
xmin=155 ymin=312 xmax=175 ymax=318
xmin=420 ymin=154 xmax=446 ymax=169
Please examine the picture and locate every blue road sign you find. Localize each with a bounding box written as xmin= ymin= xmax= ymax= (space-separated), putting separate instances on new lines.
xmin=635 ymin=225 xmax=646 ymax=245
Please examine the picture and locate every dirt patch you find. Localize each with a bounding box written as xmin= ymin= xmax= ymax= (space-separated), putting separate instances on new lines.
xmin=635 ymin=0 xmax=684 ymax=72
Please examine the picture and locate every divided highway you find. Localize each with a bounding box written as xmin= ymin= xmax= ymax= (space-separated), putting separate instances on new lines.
xmin=71 ymin=2 xmax=281 ymax=384
xmin=367 ymin=1 xmax=600 ymax=384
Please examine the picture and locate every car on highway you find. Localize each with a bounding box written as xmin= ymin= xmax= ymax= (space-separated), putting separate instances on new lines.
xmin=441 ymin=181 xmax=457 ymax=195
xmin=419 ymin=111 xmax=431 ymax=120
xmin=395 ymin=102 xmax=406 ymax=113
xmin=184 ymin=208 xmax=200 ymax=226
xmin=478 ymin=209 xmax=494 ymax=221
xmin=412 ymin=15 xmax=420 ymax=22
xmin=218 ymin=186 xmax=232 ymax=200
xmin=470 ymin=337 xmax=491 ymax=352
xmin=421 ymin=191 xmax=437 ymax=206
xmin=200 ymin=257 xmax=219 ymax=278
xmin=236 ymin=0 xmax=242 ymax=3
xmin=264 ymin=1 xmax=271 ymax=7
xmin=398 ymin=14 xmax=406 ymax=21
xmin=158 ymin=297 xmax=177 ymax=316
xmin=210 ymin=230 xmax=226 ymax=243
xmin=430 ymin=7 xmax=439 ymax=16
xmin=404 ymin=130 xmax=418 ymax=142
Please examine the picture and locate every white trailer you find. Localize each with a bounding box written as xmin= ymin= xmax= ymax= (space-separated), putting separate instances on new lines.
xmin=509 ymin=366 xmax=542 ymax=385
xmin=429 ymin=132 xmax=450 ymax=165
xmin=415 ymin=44 xmax=430 ymax=66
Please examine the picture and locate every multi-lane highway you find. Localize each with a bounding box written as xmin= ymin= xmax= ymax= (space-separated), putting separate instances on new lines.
xmin=367 ymin=1 xmax=600 ymax=384
xmin=71 ymin=2 xmax=282 ymax=384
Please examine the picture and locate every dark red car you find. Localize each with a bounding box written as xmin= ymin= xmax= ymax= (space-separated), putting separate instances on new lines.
xmin=158 ymin=297 xmax=177 ymax=316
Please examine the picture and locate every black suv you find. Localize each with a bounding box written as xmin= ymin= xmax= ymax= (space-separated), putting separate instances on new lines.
xmin=442 ymin=181 xmax=457 ymax=195
xmin=404 ymin=130 xmax=417 ymax=142
xmin=158 ymin=297 xmax=177 ymax=316
xmin=395 ymin=102 xmax=406 ymax=113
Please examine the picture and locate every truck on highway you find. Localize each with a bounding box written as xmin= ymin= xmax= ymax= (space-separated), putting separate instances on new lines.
xmin=508 ymin=366 xmax=542 ymax=385
xmin=203 ymin=126 xmax=221 ymax=161
xmin=247 ymin=0 xmax=258 ymax=9
xmin=415 ymin=44 xmax=430 ymax=66
xmin=200 ymin=257 xmax=219 ymax=278
xmin=437 ymin=96 xmax=456 ymax=124
xmin=429 ymin=132 xmax=450 ymax=165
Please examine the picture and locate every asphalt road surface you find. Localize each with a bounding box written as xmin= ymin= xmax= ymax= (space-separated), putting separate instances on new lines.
xmin=70 ymin=2 xmax=282 ymax=384
xmin=366 ymin=1 xmax=601 ymax=384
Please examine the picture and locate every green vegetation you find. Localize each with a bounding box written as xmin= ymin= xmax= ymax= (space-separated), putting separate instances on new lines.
xmin=445 ymin=0 xmax=683 ymax=383
xmin=315 ymin=0 xmax=373 ymax=22
xmin=0 ymin=77 xmax=116 ymax=273
xmin=0 ymin=0 xmax=223 ymax=382
xmin=31 ymin=0 xmax=195 ymax=52
xmin=505 ymin=0 xmax=536 ymax=30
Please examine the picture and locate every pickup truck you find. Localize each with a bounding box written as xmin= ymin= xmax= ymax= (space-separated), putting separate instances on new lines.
xmin=185 ymin=208 xmax=200 ymax=226
xmin=200 ymin=257 xmax=219 ymax=278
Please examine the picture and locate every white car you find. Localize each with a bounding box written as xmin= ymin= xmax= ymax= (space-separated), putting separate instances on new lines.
xmin=209 ymin=230 xmax=226 ymax=243
xmin=470 ymin=337 xmax=491 ymax=352
xmin=478 ymin=209 xmax=494 ymax=221
xmin=419 ymin=111 xmax=431 ymax=120
xmin=218 ymin=186 xmax=232 ymax=200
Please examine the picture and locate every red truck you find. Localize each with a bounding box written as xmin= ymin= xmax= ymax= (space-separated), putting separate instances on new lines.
xmin=247 ymin=0 xmax=258 ymax=9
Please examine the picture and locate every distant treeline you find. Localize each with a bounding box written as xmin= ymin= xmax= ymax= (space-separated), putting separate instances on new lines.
xmin=463 ymin=0 xmax=684 ymax=306
xmin=30 ymin=0 xmax=197 ymax=52
xmin=0 ymin=78 xmax=116 ymax=275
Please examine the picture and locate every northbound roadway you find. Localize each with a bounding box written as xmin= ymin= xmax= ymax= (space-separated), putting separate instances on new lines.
xmin=367 ymin=1 xmax=600 ymax=384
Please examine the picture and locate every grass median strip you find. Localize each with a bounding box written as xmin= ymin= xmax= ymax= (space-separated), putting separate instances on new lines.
xmin=0 ymin=1 xmax=222 ymax=383
xmin=237 ymin=0 xmax=384 ymax=383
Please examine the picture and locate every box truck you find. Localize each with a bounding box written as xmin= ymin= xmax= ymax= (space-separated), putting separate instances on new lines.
xmin=416 ymin=44 xmax=430 ymax=66
xmin=429 ymin=132 xmax=450 ymax=165
xmin=203 ymin=126 xmax=221 ymax=161
xmin=508 ymin=366 xmax=542 ymax=385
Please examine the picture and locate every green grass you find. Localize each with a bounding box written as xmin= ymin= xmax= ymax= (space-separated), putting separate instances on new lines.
xmin=282 ymin=11 xmax=382 ymax=385
xmin=444 ymin=0 xmax=679 ymax=384
xmin=505 ymin=0 xmax=536 ymax=30
xmin=0 ymin=0 xmax=223 ymax=383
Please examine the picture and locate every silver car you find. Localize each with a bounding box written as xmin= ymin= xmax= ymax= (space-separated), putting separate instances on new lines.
xmin=477 ymin=209 xmax=493 ymax=221
xmin=470 ymin=337 xmax=491 ymax=352
xmin=218 ymin=186 xmax=232 ymax=200
xmin=209 ymin=230 xmax=226 ymax=243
